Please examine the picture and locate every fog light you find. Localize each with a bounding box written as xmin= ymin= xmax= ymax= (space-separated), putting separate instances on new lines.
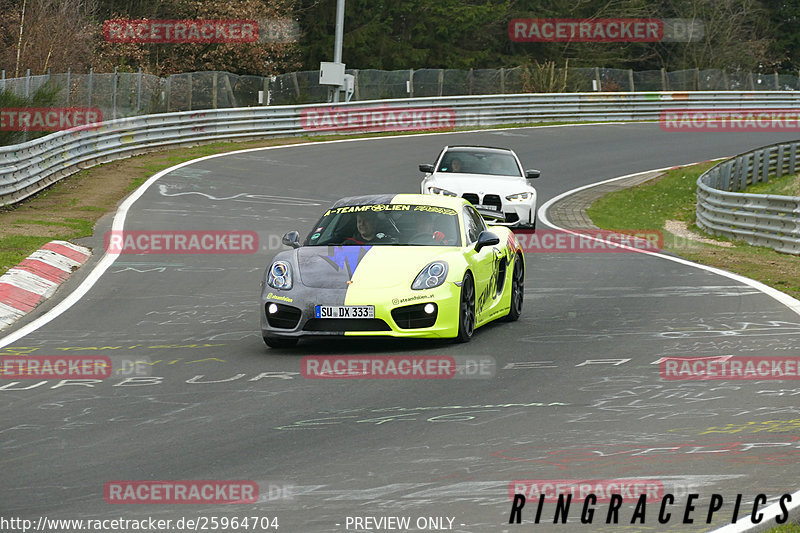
xmin=268 ymin=303 xmax=278 ymax=314
xmin=424 ymin=303 xmax=435 ymax=314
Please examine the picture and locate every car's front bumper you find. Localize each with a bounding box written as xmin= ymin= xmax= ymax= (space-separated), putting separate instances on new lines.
xmin=260 ymin=282 xmax=462 ymax=340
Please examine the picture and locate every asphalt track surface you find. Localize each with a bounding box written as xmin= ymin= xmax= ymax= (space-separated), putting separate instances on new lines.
xmin=2 ymin=123 xmax=800 ymax=533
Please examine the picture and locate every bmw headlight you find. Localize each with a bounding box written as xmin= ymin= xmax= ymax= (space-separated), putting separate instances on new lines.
xmin=428 ymin=186 xmax=457 ymax=197
xmin=412 ymin=261 xmax=449 ymax=290
xmin=267 ymin=261 xmax=292 ymax=290
xmin=506 ymin=192 xmax=533 ymax=202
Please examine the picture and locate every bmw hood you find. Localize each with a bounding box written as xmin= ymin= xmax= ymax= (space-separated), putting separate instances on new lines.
xmin=294 ymin=245 xmax=457 ymax=290
xmin=429 ymin=173 xmax=534 ymax=196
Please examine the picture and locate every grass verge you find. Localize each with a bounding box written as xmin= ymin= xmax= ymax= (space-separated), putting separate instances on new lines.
xmin=586 ymin=162 xmax=800 ymax=301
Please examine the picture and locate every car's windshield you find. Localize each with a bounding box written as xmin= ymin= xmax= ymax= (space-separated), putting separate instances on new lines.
xmin=304 ymin=204 xmax=462 ymax=247
xmin=436 ymin=150 xmax=521 ymax=176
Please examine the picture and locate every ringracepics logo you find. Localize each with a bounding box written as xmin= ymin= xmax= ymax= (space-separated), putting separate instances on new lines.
xmin=104 ymin=231 xmax=258 ymax=254
xmin=0 ymin=107 xmax=102 ymax=131
xmin=300 ymin=106 xmax=456 ymax=133
xmin=661 ymin=109 xmax=800 ymax=132
xmin=514 ymin=229 xmax=663 ymax=253
xmin=104 ymin=481 xmax=258 ymax=504
xmin=509 ymin=18 xmax=703 ymax=42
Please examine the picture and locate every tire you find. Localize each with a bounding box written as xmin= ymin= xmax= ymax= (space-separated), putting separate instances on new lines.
xmin=455 ymin=273 xmax=476 ymax=343
xmin=263 ymin=336 xmax=298 ymax=349
xmin=503 ymin=253 xmax=524 ymax=322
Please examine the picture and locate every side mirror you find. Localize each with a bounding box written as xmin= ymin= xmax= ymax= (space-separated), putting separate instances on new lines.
xmin=475 ymin=230 xmax=500 ymax=252
xmin=525 ymin=169 xmax=541 ymax=179
xmin=282 ymin=231 xmax=301 ymax=249
xmin=419 ymin=163 xmax=434 ymax=173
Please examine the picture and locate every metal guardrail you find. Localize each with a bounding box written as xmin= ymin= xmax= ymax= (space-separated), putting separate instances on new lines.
xmin=3 ymin=90 xmax=800 ymax=207
xmin=696 ymin=141 xmax=800 ymax=255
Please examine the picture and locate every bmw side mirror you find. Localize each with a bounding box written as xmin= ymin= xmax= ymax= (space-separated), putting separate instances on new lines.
xmin=525 ymin=169 xmax=541 ymax=179
xmin=419 ymin=163 xmax=434 ymax=173
xmin=282 ymin=231 xmax=301 ymax=249
xmin=475 ymin=231 xmax=500 ymax=252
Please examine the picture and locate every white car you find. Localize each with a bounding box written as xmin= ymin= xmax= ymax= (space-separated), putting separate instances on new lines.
xmin=419 ymin=146 xmax=540 ymax=229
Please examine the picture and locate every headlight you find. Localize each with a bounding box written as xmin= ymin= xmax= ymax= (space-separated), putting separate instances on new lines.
xmin=506 ymin=192 xmax=533 ymax=202
xmin=412 ymin=261 xmax=449 ymax=290
xmin=267 ymin=261 xmax=292 ymax=290
xmin=428 ymin=186 xmax=457 ymax=197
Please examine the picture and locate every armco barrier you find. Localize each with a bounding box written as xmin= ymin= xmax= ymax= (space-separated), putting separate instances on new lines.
xmin=696 ymin=141 xmax=800 ymax=255
xmin=3 ymin=91 xmax=800 ymax=207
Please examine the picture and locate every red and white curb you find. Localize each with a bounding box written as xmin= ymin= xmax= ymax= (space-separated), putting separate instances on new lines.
xmin=0 ymin=241 xmax=91 ymax=329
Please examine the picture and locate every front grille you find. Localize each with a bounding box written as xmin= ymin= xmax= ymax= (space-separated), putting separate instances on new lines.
xmin=391 ymin=303 xmax=438 ymax=329
xmin=303 ymin=319 xmax=391 ymax=332
xmin=462 ymin=193 xmax=479 ymax=205
xmin=483 ymin=194 xmax=502 ymax=209
xmin=265 ymin=303 xmax=302 ymax=329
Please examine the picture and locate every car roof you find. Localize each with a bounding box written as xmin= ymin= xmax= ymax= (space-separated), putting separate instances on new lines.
xmin=329 ymin=193 xmax=468 ymax=210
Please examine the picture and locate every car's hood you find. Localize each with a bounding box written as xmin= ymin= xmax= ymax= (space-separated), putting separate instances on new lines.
xmin=428 ymin=173 xmax=534 ymax=196
xmin=295 ymin=245 xmax=459 ymax=289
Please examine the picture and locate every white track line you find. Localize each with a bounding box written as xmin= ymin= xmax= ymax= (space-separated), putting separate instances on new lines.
xmin=537 ymin=166 xmax=800 ymax=533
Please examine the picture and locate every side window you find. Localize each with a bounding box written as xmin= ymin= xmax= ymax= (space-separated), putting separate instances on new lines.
xmin=463 ymin=206 xmax=486 ymax=244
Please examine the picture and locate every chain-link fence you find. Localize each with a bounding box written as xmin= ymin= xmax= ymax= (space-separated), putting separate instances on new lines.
xmin=3 ymin=66 xmax=800 ymax=119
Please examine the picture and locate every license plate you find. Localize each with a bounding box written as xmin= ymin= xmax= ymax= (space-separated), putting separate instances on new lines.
xmin=315 ymin=305 xmax=375 ymax=319
xmin=482 ymin=204 xmax=500 ymax=211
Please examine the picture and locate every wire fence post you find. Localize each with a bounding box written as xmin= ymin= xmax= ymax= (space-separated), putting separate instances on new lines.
xmin=112 ymin=66 xmax=118 ymax=119
xmin=408 ymin=68 xmax=414 ymax=98
xmin=88 ymin=67 xmax=93 ymax=107
xmin=25 ymin=68 xmax=31 ymax=97
xmin=212 ymin=72 xmax=218 ymax=109
xmin=628 ymin=69 xmax=634 ymax=91
xmin=136 ymin=67 xmax=142 ymax=113
xmin=187 ymin=72 xmax=193 ymax=111
xmin=1 ymin=70 xmax=5 ymax=92
xmin=437 ymin=69 xmax=443 ymax=97
xmin=66 ymin=68 xmax=71 ymax=106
